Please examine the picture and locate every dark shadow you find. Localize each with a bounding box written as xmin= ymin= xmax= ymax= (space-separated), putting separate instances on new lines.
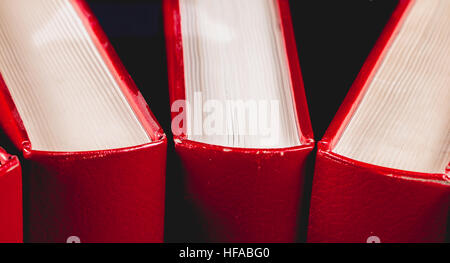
xmin=289 ymin=0 xmax=398 ymax=140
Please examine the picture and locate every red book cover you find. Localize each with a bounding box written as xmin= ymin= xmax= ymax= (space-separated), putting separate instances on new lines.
xmin=0 ymin=147 xmax=23 ymax=243
xmin=164 ymin=0 xmax=314 ymax=242
xmin=0 ymin=0 xmax=166 ymax=243
xmin=308 ymin=0 xmax=450 ymax=243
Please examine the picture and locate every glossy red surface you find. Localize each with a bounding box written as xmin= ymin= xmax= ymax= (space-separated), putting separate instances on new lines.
xmin=0 ymin=148 xmax=23 ymax=243
xmin=308 ymin=0 xmax=450 ymax=243
xmin=163 ymin=0 xmax=187 ymax=137
xmin=164 ymin=0 xmax=314 ymax=242
xmin=308 ymin=146 xmax=449 ymax=243
xmin=0 ymin=0 xmax=167 ymax=242
xmin=25 ymin=142 xmax=166 ymax=243
xmin=176 ymin=141 xmax=313 ymax=242
xmin=0 ymin=76 xmax=29 ymax=150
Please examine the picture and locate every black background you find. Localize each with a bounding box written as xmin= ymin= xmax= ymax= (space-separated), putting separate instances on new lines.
xmin=0 ymin=0 xmax=399 ymax=242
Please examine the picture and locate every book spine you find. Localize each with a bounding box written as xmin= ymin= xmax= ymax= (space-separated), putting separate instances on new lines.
xmin=23 ymin=142 xmax=166 ymax=243
xmin=164 ymin=0 xmax=315 ymax=242
xmin=308 ymin=148 xmax=450 ymax=243
xmin=0 ymin=148 xmax=23 ymax=243
xmin=176 ymin=141 xmax=313 ymax=242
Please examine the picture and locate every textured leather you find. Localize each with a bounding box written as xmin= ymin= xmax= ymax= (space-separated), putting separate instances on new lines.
xmin=308 ymin=149 xmax=450 ymax=243
xmin=0 ymin=148 xmax=23 ymax=243
xmin=177 ymin=141 xmax=313 ymax=242
xmin=25 ymin=142 xmax=166 ymax=243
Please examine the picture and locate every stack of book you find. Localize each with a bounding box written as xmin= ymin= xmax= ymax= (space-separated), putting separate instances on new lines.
xmin=0 ymin=0 xmax=448 ymax=243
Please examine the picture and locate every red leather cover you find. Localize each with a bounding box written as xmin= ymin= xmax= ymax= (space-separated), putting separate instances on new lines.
xmin=309 ymin=144 xmax=450 ymax=243
xmin=307 ymin=0 xmax=450 ymax=243
xmin=164 ymin=0 xmax=314 ymax=242
xmin=24 ymin=143 xmax=166 ymax=243
xmin=0 ymin=0 xmax=167 ymax=243
xmin=0 ymin=148 xmax=23 ymax=243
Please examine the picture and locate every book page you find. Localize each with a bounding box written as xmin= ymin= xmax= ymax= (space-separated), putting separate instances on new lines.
xmin=179 ymin=0 xmax=301 ymax=148
xmin=334 ymin=0 xmax=450 ymax=173
xmin=0 ymin=0 xmax=151 ymax=151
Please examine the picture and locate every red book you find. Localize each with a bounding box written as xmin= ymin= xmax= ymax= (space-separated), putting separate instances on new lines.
xmin=0 ymin=147 xmax=22 ymax=243
xmin=308 ymin=0 xmax=450 ymax=243
xmin=164 ymin=0 xmax=314 ymax=242
xmin=0 ymin=0 xmax=166 ymax=242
